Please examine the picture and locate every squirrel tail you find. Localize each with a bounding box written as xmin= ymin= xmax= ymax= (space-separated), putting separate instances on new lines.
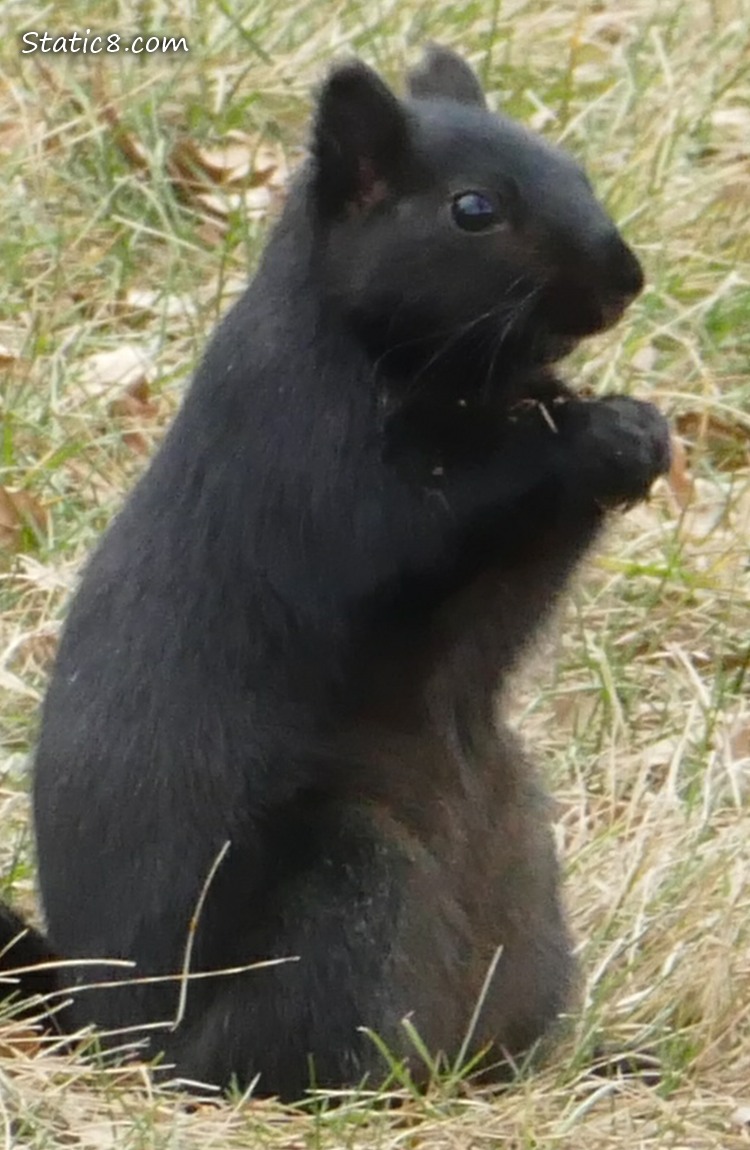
xmin=0 ymin=901 xmax=64 ymax=1025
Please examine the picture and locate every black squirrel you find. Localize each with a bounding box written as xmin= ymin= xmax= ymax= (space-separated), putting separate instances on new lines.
xmin=0 ymin=46 xmax=670 ymax=1099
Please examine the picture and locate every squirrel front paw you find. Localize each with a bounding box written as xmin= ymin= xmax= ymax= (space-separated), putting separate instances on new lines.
xmin=558 ymin=395 xmax=671 ymax=507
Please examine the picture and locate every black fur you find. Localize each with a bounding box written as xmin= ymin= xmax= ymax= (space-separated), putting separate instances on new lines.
xmin=0 ymin=47 xmax=669 ymax=1098
xmin=0 ymin=903 xmax=60 ymax=1016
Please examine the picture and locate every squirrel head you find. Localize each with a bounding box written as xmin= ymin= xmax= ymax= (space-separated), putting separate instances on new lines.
xmin=306 ymin=45 xmax=643 ymax=380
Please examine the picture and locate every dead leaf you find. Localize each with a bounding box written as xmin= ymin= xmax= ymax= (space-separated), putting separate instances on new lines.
xmin=728 ymin=715 xmax=750 ymax=762
xmin=244 ymin=185 xmax=274 ymax=216
xmin=100 ymin=103 xmax=149 ymax=171
xmin=0 ymin=117 xmax=46 ymax=158
xmin=0 ymin=343 xmax=20 ymax=368
xmin=250 ymin=139 xmax=288 ymax=183
xmin=0 ymin=487 xmax=47 ymax=552
xmin=527 ymin=101 xmax=557 ymax=133
xmin=195 ymin=219 xmax=228 ymax=247
xmin=11 ymin=491 xmax=47 ymax=534
xmin=10 ymin=628 xmax=59 ymax=676
xmin=672 ymin=475 xmax=740 ymax=545
xmin=714 ymin=177 xmax=750 ymax=208
xmin=731 ymin=1104 xmax=750 ymax=1128
xmin=0 ymin=487 xmax=19 ymax=550
xmin=711 ymin=106 xmax=750 ymax=135
xmin=0 ymin=121 xmax=28 ymax=154
xmin=108 ymin=391 xmax=156 ymax=421
xmin=551 ymin=689 xmax=598 ymax=735
xmin=170 ymin=132 xmax=287 ymax=191
xmin=193 ymin=186 xmax=274 ymax=224
xmin=168 ymin=132 xmax=288 ymax=230
xmin=630 ymin=345 xmax=657 ymax=374
xmin=676 ymin=409 xmax=750 ymax=470
xmin=125 ymin=288 xmax=196 ymax=320
xmin=666 ymin=435 xmax=695 ymax=510
xmin=192 ymin=190 xmax=231 ymax=220
xmin=170 ymin=135 xmax=253 ymax=186
xmin=0 ymin=1025 xmax=44 ymax=1059
xmin=74 ymin=343 xmax=156 ymax=405
xmin=590 ymin=14 xmax=632 ymax=44
xmin=0 ymin=322 xmax=28 ymax=367
xmin=108 ymin=378 xmax=160 ymax=455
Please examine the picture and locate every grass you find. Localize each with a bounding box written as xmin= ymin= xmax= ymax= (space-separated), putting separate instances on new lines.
xmin=1 ymin=0 xmax=749 ymax=1144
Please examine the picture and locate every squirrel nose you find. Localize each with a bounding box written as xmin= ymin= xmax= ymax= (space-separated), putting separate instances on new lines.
xmin=599 ymin=231 xmax=644 ymax=299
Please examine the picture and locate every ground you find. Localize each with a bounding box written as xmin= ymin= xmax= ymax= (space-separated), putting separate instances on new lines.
xmin=0 ymin=0 xmax=748 ymax=1146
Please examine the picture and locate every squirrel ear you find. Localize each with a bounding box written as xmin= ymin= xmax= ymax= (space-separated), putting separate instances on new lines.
xmin=312 ymin=61 xmax=413 ymax=217
xmin=407 ymin=44 xmax=487 ymax=109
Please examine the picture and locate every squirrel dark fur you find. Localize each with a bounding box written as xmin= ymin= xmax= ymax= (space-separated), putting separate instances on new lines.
xmin=0 ymin=46 xmax=670 ymax=1099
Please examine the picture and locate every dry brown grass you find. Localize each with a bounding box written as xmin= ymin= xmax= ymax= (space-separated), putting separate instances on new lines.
xmin=0 ymin=0 xmax=749 ymax=1144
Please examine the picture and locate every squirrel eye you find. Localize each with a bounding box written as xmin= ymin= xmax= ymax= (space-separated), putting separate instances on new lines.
xmin=451 ymin=191 xmax=498 ymax=232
